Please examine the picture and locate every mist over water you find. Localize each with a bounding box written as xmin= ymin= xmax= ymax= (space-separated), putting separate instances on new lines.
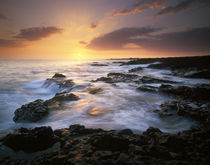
xmin=1 ymin=59 xmax=206 ymax=135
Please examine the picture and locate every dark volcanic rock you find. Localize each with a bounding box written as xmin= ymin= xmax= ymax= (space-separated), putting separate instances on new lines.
xmin=88 ymin=88 xmax=104 ymax=94
xmin=159 ymin=84 xmax=210 ymax=102
xmin=43 ymin=73 xmax=74 ymax=91
xmin=52 ymin=73 xmax=66 ymax=78
xmin=91 ymin=63 xmax=108 ymax=66
xmin=137 ymin=85 xmax=157 ymax=92
xmin=93 ymin=72 xmax=139 ymax=83
xmin=1 ymin=124 xmax=210 ymax=164
xmin=128 ymin=67 xmax=143 ymax=72
xmin=120 ymin=58 xmax=157 ymax=65
xmin=92 ymin=134 xmax=130 ymax=152
xmin=13 ymin=92 xmax=79 ymax=122
xmin=2 ymin=126 xmax=57 ymax=153
xmin=45 ymin=92 xmax=79 ymax=106
xmin=13 ymin=99 xmax=49 ymax=122
xmin=140 ymin=76 xmax=176 ymax=84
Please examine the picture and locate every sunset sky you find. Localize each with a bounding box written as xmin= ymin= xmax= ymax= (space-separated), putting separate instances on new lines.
xmin=0 ymin=0 xmax=210 ymax=59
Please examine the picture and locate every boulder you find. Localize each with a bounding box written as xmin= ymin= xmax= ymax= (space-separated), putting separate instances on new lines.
xmin=2 ymin=126 xmax=57 ymax=153
xmin=43 ymin=73 xmax=74 ymax=91
xmin=13 ymin=93 xmax=79 ymax=122
xmin=45 ymin=92 xmax=79 ymax=106
xmin=13 ymin=99 xmax=48 ymax=122
xmin=52 ymin=73 xmax=66 ymax=78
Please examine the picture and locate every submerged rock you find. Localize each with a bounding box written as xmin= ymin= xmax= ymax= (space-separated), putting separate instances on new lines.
xmin=43 ymin=73 xmax=74 ymax=91
xmin=137 ymin=85 xmax=157 ymax=92
xmin=91 ymin=63 xmax=108 ymax=66
xmin=2 ymin=126 xmax=57 ymax=153
xmin=88 ymin=88 xmax=104 ymax=94
xmin=13 ymin=99 xmax=49 ymax=122
xmin=128 ymin=67 xmax=143 ymax=72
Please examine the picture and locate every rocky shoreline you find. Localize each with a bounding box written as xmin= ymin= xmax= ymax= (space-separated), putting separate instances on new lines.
xmin=0 ymin=56 xmax=210 ymax=164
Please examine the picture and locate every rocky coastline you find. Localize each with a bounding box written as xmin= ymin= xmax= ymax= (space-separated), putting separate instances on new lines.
xmin=0 ymin=56 xmax=210 ymax=164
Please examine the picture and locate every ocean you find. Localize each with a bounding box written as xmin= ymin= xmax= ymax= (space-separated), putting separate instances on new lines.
xmin=1 ymin=59 xmax=208 ymax=136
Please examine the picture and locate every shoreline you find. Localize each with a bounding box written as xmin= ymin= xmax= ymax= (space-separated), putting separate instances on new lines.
xmin=0 ymin=56 xmax=210 ymax=164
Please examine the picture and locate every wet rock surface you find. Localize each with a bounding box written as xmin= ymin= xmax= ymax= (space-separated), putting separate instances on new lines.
xmin=94 ymin=72 xmax=177 ymax=85
xmin=13 ymin=99 xmax=49 ymax=122
xmin=91 ymin=62 xmax=108 ymax=66
xmin=13 ymin=92 xmax=79 ymax=122
xmin=43 ymin=73 xmax=74 ymax=91
xmin=93 ymin=72 xmax=139 ymax=83
xmin=128 ymin=67 xmax=143 ymax=72
xmin=159 ymin=84 xmax=210 ymax=102
xmin=1 ymin=124 xmax=210 ymax=164
xmin=122 ymin=56 xmax=210 ymax=79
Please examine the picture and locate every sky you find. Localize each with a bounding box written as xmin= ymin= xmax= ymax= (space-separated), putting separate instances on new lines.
xmin=0 ymin=0 xmax=210 ymax=59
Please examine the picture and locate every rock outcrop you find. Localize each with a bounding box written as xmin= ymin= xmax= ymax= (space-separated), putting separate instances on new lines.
xmin=13 ymin=99 xmax=48 ymax=122
xmin=43 ymin=73 xmax=74 ymax=91
xmin=1 ymin=126 xmax=57 ymax=153
xmin=1 ymin=124 xmax=210 ymax=164
xmin=13 ymin=92 xmax=79 ymax=122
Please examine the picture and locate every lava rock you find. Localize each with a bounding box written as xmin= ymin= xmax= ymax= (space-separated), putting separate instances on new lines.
xmin=52 ymin=73 xmax=66 ymax=78
xmin=2 ymin=126 xmax=57 ymax=153
xmin=137 ymin=85 xmax=157 ymax=92
xmin=45 ymin=92 xmax=79 ymax=106
xmin=13 ymin=99 xmax=49 ymax=122
xmin=43 ymin=73 xmax=74 ymax=91
xmin=128 ymin=67 xmax=143 ymax=72
xmin=92 ymin=134 xmax=130 ymax=152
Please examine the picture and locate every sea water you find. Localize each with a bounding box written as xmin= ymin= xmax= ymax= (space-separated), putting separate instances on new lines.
xmin=1 ymin=59 xmax=207 ymax=135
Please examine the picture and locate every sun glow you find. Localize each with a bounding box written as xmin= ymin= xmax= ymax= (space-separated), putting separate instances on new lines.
xmin=78 ymin=53 xmax=81 ymax=57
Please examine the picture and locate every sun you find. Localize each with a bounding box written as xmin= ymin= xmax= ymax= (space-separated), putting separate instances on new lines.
xmin=78 ymin=53 xmax=81 ymax=57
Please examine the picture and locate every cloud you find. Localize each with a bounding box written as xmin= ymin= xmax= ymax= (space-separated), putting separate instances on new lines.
xmin=0 ymin=26 xmax=63 ymax=48
xmin=79 ymin=41 xmax=87 ymax=45
xmin=87 ymin=27 xmax=160 ymax=50
xmin=14 ymin=26 xmax=63 ymax=41
xmin=110 ymin=0 xmax=210 ymax=17
xmin=154 ymin=0 xmax=210 ymax=17
xmin=110 ymin=0 xmax=166 ymax=17
xmin=0 ymin=39 xmax=23 ymax=48
xmin=89 ymin=23 xmax=98 ymax=29
xmin=87 ymin=26 xmax=210 ymax=52
xmin=0 ymin=13 xmax=7 ymax=20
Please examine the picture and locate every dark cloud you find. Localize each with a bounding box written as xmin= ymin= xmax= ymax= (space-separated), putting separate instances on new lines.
xmin=110 ymin=0 xmax=166 ymax=17
xmin=79 ymin=41 xmax=87 ymax=45
xmin=14 ymin=26 xmax=63 ymax=41
xmin=89 ymin=23 xmax=98 ymax=29
xmin=87 ymin=26 xmax=210 ymax=52
xmin=154 ymin=0 xmax=210 ymax=17
xmin=87 ymin=27 xmax=160 ymax=50
xmin=111 ymin=0 xmax=210 ymax=17
xmin=0 ymin=39 xmax=23 ymax=48
xmin=0 ymin=13 xmax=7 ymax=20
